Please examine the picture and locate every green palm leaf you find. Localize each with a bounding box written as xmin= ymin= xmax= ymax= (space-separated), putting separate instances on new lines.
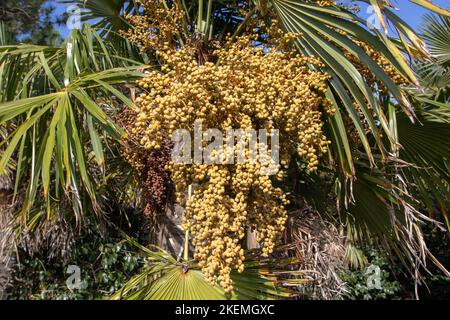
xmin=396 ymin=104 xmax=450 ymax=227
xmin=409 ymin=0 xmax=450 ymax=18
xmin=59 ymin=0 xmax=138 ymax=34
xmin=110 ymin=234 xmax=300 ymax=300
xmin=412 ymin=14 xmax=450 ymax=102
xmin=0 ymin=24 xmax=145 ymax=228
xmin=0 ymin=21 xmax=14 ymax=46
xmin=422 ymin=13 xmax=450 ymax=65
xmin=58 ymin=0 xmax=146 ymax=62
xmin=269 ymin=0 xmax=424 ymax=176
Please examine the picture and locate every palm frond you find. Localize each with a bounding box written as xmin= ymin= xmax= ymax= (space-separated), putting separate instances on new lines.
xmin=59 ymin=0 xmax=148 ymax=62
xmin=409 ymin=0 xmax=450 ymax=18
xmin=111 ymin=234 xmax=300 ymax=300
xmin=59 ymin=0 xmax=138 ymax=34
xmin=270 ymin=0 xmax=424 ymax=176
xmin=0 ymin=24 xmax=145 ymax=229
xmin=411 ymin=14 xmax=450 ymax=102
xmin=397 ymin=106 xmax=450 ymax=227
xmin=421 ymin=13 xmax=450 ymax=65
xmin=0 ymin=22 xmax=14 ymax=46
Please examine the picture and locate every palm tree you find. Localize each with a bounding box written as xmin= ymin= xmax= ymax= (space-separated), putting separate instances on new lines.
xmin=413 ymin=13 xmax=450 ymax=103
xmin=1 ymin=0 xmax=449 ymax=299
xmin=403 ymin=13 xmax=450 ymax=228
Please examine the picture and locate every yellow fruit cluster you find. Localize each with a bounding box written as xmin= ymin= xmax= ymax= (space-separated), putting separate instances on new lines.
xmin=123 ymin=0 xmax=184 ymax=54
xmin=310 ymin=0 xmax=335 ymax=6
xmin=132 ymin=34 xmax=331 ymax=292
xmin=178 ymin=161 xmax=289 ymax=291
xmin=346 ymin=39 xmax=409 ymax=89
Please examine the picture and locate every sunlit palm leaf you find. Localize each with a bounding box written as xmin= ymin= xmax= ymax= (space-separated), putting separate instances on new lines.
xmin=409 ymin=0 xmax=450 ymax=18
xmin=421 ymin=13 xmax=450 ymax=65
xmin=111 ymin=234 xmax=300 ymax=300
xmin=59 ymin=0 xmax=138 ymax=34
xmin=58 ymin=0 xmax=146 ymax=62
xmin=412 ymin=14 xmax=450 ymax=102
xmin=270 ymin=0 xmax=423 ymax=176
xmin=0 ymin=24 xmax=145 ymax=228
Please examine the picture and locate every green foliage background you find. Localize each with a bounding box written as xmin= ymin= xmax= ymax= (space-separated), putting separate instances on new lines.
xmin=8 ymin=225 xmax=145 ymax=300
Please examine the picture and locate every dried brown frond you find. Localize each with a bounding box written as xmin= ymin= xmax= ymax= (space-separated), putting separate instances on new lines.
xmin=283 ymin=207 xmax=348 ymax=299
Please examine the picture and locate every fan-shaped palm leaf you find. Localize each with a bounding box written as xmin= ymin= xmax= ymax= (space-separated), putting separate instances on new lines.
xmin=0 ymin=24 xmax=145 ymax=228
xmin=269 ymin=1 xmax=449 ymax=177
xmin=397 ymin=103 xmax=450 ymax=227
xmin=110 ymin=234 xmax=301 ymax=300
xmin=412 ymin=14 xmax=450 ymax=102
xmin=421 ymin=13 xmax=450 ymax=65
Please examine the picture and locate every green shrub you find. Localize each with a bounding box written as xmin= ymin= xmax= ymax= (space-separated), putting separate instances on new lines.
xmin=341 ymin=248 xmax=402 ymax=300
xmin=8 ymin=230 xmax=145 ymax=300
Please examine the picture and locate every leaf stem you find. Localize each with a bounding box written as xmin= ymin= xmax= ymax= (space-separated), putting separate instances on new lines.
xmin=183 ymin=184 xmax=192 ymax=261
xmin=205 ymin=0 xmax=213 ymax=39
xmin=197 ymin=0 xmax=204 ymax=34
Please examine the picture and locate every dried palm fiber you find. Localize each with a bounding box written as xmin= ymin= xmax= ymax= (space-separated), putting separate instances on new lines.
xmin=283 ymin=207 xmax=348 ymax=300
xmin=1 ymin=202 xmax=76 ymax=269
xmin=19 ymin=218 xmax=75 ymax=261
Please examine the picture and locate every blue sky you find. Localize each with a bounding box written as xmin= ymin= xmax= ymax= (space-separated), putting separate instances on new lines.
xmin=50 ymin=0 xmax=449 ymax=39
xmin=358 ymin=0 xmax=449 ymax=31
